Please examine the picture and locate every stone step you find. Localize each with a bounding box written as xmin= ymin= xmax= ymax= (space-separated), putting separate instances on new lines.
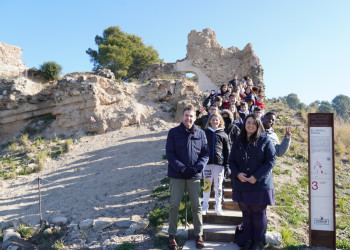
xmin=211 ymin=188 xmax=232 ymax=199
xmin=188 ymin=223 xmax=237 ymax=242
xmin=224 ymin=179 xmax=232 ymax=188
xmin=203 ymin=209 xmax=242 ymax=225
xmin=183 ymin=240 xmax=239 ymax=250
xmin=208 ymin=198 xmax=240 ymax=210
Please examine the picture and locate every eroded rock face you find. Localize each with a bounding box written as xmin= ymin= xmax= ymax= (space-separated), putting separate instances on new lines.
xmin=0 ymin=70 xmax=205 ymax=142
xmin=0 ymin=42 xmax=27 ymax=78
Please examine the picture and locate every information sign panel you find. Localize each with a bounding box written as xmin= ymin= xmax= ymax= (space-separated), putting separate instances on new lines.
xmin=308 ymin=113 xmax=335 ymax=248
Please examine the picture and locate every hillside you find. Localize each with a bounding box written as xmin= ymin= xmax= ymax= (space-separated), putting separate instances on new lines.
xmin=1 ymin=97 xmax=349 ymax=249
xmin=264 ymin=100 xmax=350 ymax=248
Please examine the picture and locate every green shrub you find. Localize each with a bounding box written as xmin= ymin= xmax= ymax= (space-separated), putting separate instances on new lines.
xmin=18 ymin=166 xmax=35 ymax=176
xmin=39 ymin=61 xmax=62 ymax=81
xmin=337 ymin=239 xmax=350 ymax=249
xmin=20 ymin=133 xmax=30 ymax=146
xmin=52 ymin=239 xmax=65 ymax=250
xmin=63 ymin=139 xmax=73 ymax=152
xmin=280 ymin=226 xmax=298 ymax=245
xmin=8 ymin=142 xmax=19 ymax=152
xmin=35 ymin=150 xmax=48 ymax=168
xmin=116 ymin=242 xmax=136 ymax=250
xmin=17 ymin=223 xmax=34 ymax=238
xmin=149 ymin=204 xmax=169 ymax=227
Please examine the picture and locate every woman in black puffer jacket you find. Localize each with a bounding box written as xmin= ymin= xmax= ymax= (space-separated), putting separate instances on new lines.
xmin=201 ymin=113 xmax=229 ymax=216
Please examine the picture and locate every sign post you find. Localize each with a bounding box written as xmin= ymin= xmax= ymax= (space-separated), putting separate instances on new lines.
xmin=308 ymin=113 xmax=336 ymax=248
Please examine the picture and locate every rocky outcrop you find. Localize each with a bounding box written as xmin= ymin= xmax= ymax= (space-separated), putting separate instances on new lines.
xmin=176 ymin=28 xmax=264 ymax=91
xmin=0 ymin=69 xmax=205 ymax=142
xmin=0 ymin=42 xmax=27 ymax=78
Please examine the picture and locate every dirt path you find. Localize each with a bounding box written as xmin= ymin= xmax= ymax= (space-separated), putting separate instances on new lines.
xmin=0 ymin=123 xmax=176 ymax=227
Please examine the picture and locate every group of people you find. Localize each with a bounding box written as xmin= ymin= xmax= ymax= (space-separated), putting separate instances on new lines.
xmin=201 ymin=74 xmax=266 ymax=130
xmin=165 ymin=76 xmax=292 ymax=250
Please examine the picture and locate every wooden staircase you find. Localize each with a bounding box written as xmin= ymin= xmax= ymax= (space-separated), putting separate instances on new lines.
xmin=189 ymin=178 xmax=242 ymax=242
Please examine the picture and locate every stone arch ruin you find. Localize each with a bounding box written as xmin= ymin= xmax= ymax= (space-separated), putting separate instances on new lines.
xmin=175 ymin=58 xmax=217 ymax=92
xmin=140 ymin=28 xmax=265 ymax=93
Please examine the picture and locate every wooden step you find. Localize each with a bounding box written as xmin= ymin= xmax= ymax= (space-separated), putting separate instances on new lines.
xmin=188 ymin=223 xmax=237 ymax=242
xmin=203 ymin=209 xmax=242 ymax=225
xmin=208 ymin=198 xmax=240 ymax=210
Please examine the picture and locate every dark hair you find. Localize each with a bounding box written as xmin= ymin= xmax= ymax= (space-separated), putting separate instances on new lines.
xmin=252 ymin=86 xmax=261 ymax=95
xmin=228 ymin=103 xmax=240 ymax=120
xmin=183 ymin=105 xmax=196 ymax=114
xmin=245 ymin=86 xmax=255 ymax=95
xmin=265 ymin=111 xmax=276 ymax=117
xmin=236 ymin=114 xmax=265 ymax=147
xmin=214 ymin=96 xmax=222 ymax=102
xmin=254 ymin=106 xmax=262 ymax=112
xmin=220 ymin=84 xmax=228 ymax=95
xmin=240 ymin=102 xmax=248 ymax=108
xmin=243 ymin=76 xmax=248 ymax=81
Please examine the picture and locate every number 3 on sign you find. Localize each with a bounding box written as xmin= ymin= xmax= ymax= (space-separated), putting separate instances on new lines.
xmin=312 ymin=181 xmax=319 ymax=190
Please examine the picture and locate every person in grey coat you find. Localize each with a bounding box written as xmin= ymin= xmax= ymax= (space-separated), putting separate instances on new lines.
xmin=262 ymin=111 xmax=292 ymax=157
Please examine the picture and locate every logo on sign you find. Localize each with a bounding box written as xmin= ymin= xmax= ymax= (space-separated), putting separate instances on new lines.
xmin=312 ymin=161 xmax=328 ymax=175
xmin=314 ymin=216 xmax=329 ymax=225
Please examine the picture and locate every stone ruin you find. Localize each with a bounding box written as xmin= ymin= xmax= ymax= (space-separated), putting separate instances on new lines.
xmin=0 ymin=42 xmax=27 ymax=78
xmin=140 ymin=28 xmax=264 ymax=93
xmin=0 ymin=28 xmax=264 ymax=142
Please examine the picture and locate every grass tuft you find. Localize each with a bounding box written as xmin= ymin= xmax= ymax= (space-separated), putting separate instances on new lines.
xmin=51 ymin=239 xmax=65 ymax=250
xmin=116 ymin=241 xmax=136 ymax=250
xmin=17 ymin=223 xmax=35 ymax=238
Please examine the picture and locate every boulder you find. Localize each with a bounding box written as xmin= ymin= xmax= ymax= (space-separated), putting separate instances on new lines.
xmin=93 ymin=218 xmax=114 ymax=232
xmin=79 ymin=219 xmax=94 ymax=230
xmin=266 ymin=231 xmax=282 ymax=245
xmin=3 ymin=231 xmax=21 ymax=243
xmin=51 ymin=216 xmax=68 ymax=226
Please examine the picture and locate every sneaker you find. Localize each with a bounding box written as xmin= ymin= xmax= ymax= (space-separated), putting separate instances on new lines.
xmin=201 ymin=203 xmax=209 ymax=215
xmin=215 ymin=204 xmax=224 ymax=216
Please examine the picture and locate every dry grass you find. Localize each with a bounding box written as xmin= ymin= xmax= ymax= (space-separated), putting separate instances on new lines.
xmin=0 ymin=134 xmax=76 ymax=180
xmin=335 ymin=119 xmax=350 ymax=158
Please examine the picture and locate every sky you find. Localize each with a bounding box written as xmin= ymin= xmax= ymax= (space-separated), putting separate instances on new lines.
xmin=1 ymin=0 xmax=350 ymax=105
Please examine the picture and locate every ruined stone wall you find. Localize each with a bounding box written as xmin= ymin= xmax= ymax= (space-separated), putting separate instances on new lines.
xmin=0 ymin=42 xmax=27 ymax=78
xmin=184 ymin=28 xmax=264 ymax=90
xmin=138 ymin=62 xmax=185 ymax=82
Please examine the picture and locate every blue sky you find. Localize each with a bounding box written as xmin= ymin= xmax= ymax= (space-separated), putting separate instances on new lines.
xmin=1 ymin=0 xmax=349 ymax=105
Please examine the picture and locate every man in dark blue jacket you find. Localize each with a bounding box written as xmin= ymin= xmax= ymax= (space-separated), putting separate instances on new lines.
xmin=166 ymin=105 xmax=209 ymax=249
